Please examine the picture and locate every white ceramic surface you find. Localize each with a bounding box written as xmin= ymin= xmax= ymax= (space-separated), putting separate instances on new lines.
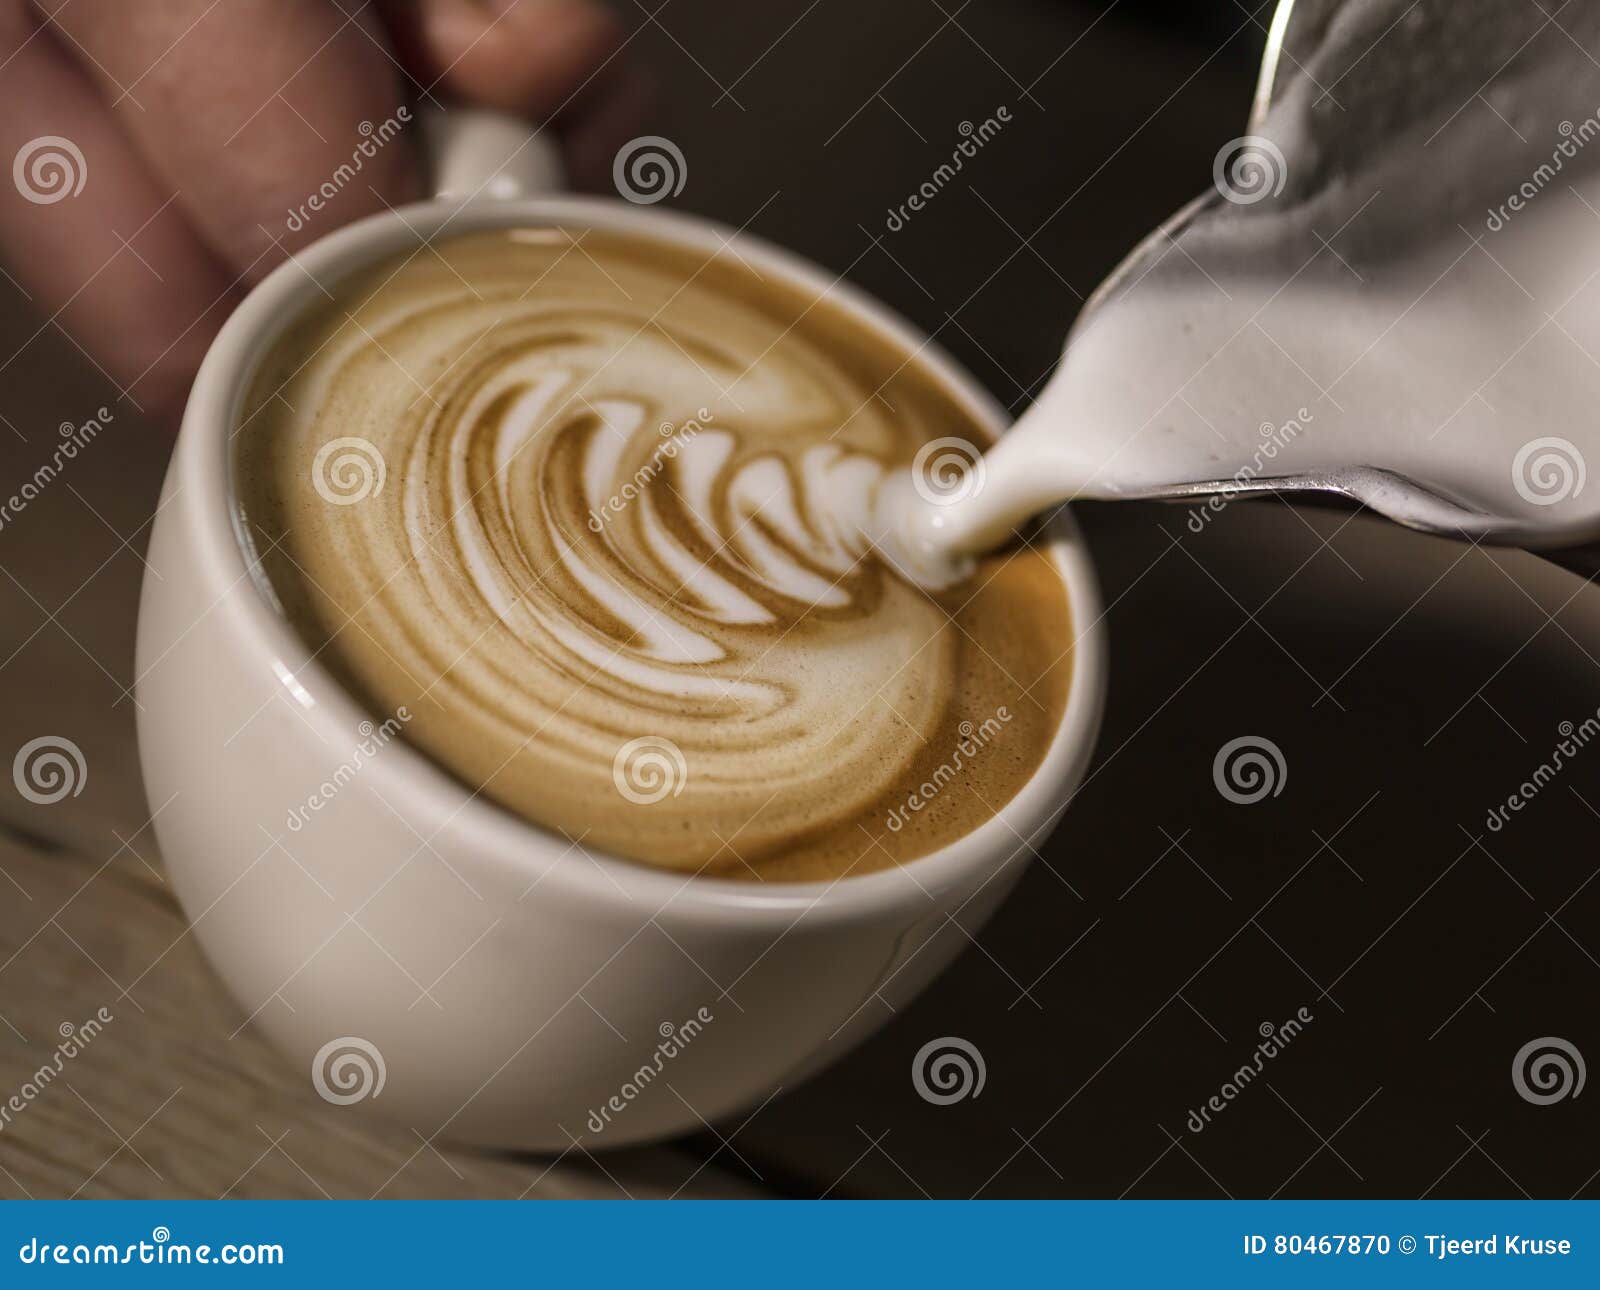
xmin=133 ymin=112 xmax=1108 ymax=1150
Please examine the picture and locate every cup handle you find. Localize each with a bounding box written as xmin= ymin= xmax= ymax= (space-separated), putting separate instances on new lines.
xmin=421 ymin=104 xmax=566 ymax=200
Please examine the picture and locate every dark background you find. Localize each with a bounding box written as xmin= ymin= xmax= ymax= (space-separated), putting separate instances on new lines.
xmin=0 ymin=0 xmax=1595 ymax=1199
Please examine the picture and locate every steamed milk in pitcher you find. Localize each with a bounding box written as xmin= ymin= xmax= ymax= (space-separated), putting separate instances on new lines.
xmin=956 ymin=1 xmax=1600 ymax=553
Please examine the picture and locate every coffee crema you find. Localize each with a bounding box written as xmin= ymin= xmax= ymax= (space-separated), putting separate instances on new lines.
xmin=236 ymin=228 xmax=1072 ymax=881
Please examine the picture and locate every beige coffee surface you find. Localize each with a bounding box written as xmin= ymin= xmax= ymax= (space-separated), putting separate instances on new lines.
xmin=236 ymin=228 xmax=1071 ymax=880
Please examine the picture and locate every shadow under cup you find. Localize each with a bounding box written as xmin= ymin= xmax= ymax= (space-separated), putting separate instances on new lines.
xmin=137 ymin=195 xmax=1107 ymax=1148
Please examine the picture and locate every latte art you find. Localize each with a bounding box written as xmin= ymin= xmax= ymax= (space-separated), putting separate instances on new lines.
xmin=238 ymin=229 xmax=1072 ymax=880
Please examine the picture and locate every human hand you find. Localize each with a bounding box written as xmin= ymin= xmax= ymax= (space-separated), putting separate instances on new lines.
xmin=0 ymin=0 xmax=650 ymax=423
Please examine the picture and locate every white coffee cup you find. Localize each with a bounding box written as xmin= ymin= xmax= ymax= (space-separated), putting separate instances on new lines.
xmin=134 ymin=110 xmax=1108 ymax=1150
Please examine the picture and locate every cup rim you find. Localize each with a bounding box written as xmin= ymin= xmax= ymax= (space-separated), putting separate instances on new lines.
xmin=179 ymin=193 xmax=1108 ymax=928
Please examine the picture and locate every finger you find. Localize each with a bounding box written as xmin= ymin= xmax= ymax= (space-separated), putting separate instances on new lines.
xmin=43 ymin=0 xmax=423 ymax=281
xmin=0 ymin=1 xmax=238 ymax=423
xmin=382 ymin=0 xmax=627 ymax=121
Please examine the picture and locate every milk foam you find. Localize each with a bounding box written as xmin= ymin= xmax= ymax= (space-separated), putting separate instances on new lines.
xmin=236 ymin=229 xmax=1072 ymax=880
